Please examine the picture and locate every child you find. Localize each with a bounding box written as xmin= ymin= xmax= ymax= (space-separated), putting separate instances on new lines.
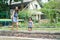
xmin=28 ymin=17 xmax=34 ymax=31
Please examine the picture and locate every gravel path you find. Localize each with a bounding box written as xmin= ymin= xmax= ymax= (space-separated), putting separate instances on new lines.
xmin=0 ymin=36 xmax=56 ymax=40
xmin=0 ymin=30 xmax=60 ymax=39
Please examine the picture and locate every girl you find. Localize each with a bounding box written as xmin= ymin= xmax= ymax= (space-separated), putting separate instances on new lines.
xmin=11 ymin=7 xmax=19 ymax=30
xmin=28 ymin=17 xmax=34 ymax=31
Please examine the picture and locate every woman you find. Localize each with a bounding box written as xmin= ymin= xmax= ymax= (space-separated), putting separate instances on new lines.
xmin=11 ymin=7 xmax=19 ymax=30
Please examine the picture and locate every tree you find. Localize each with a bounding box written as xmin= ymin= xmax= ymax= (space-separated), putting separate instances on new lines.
xmin=18 ymin=10 xmax=31 ymax=20
xmin=0 ymin=0 xmax=10 ymax=18
xmin=40 ymin=0 xmax=60 ymax=27
xmin=41 ymin=0 xmax=56 ymax=23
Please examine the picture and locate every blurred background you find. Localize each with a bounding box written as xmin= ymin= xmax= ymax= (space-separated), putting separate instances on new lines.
xmin=0 ymin=0 xmax=60 ymax=30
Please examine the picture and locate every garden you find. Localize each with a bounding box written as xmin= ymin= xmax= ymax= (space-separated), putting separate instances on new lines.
xmin=0 ymin=0 xmax=60 ymax=31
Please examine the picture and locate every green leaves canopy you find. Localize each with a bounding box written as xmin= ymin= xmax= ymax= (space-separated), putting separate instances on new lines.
xmin=40 ymin=0 xmax=58 ymax=23
xmin=18 ymin=10 xmax=31 ymax=19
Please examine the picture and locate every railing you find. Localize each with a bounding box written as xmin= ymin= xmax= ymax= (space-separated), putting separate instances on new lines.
xmin=0 ymin=19 xmax=24 ymax=22
xmin=0 ymin=19 xmax=24 ymax=26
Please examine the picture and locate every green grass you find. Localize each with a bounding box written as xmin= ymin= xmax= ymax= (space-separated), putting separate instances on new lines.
xmin=0 ymin=22 xmax=60 ymax=32
xmin=0 ymin=27 xmax=60 ymax=32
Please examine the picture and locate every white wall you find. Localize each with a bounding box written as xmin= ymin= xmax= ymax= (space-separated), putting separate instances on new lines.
xmin=28 ymin=0 xmax=41 ymax=10
xmin=41 ymin=0 xmax=49 ymax=3
xmin=23 ymin=0 xmax=32 ymax=2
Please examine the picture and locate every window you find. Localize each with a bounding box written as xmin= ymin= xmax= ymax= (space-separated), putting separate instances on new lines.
xmin=41 ymin=14 xmax=47 ymax=19
xmin=35 ymin=4 xmax=38 ymax=9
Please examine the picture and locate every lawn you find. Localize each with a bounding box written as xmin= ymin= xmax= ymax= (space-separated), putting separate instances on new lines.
xmin=0 ymin=22 xmax=60 ymax=32
xmin=0 ymin=27 xmax=60 ymax=32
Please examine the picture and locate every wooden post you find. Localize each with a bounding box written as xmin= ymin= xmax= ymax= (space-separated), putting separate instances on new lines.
xmin=21 ymin=0 xmax=24 ymax=10
xmin=21 ymin=4 xmax=24 ymax=10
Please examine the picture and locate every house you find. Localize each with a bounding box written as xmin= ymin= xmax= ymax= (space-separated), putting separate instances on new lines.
xmin=9 ymin=0 xmax=49 ymax=20
xmin=25 ymin=0 xmax=49 ymax=22
xmin=27 ymin=0 xmax=42 ymax=21
xmin=0 ymin=0 xmax=50 ymax=26
xmin=0 ymin=0 xmax=49 ymax=20
xmin=40 ymin=0 xmax=49 ymax=3
xmin=7 ymin=0 xmax=32 ymax=9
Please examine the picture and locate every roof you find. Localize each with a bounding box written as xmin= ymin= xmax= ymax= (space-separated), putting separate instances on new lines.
xmin=29 ymin=10 xmax=43 ymax=15
xmin=10 ymin=2 xmax=30 ymax=9
xmin=34 ymin=11 xmax=43 ymax=14
xmin=8 ymin=0 xmax=32 ymax=5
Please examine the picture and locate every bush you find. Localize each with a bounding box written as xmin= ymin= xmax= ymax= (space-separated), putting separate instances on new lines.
xmin=18 ymin=10 xmax=31 ymax=20
xmin=19 ymin=22 xmax=28 ymax=28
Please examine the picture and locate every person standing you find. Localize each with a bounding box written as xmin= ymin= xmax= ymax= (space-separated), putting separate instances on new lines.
xmin=28 ymin=17 xmax=34 ymax=31
xmin=11 ymin=7 xmax=19 ymax=30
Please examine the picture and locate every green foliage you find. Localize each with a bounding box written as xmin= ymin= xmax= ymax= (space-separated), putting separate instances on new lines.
xmin=0 ymin=0 xmax=9 ymax=11
xmin=0 ymin=4 xmax=9 ymax=11
xmin=18 ymin=10 xmax=31 ymax=19
xmin=18 ymin=22 xmax=60 ymax=28
xmin=40 ymin=1 xmax=58 ymax=23
xmin=43 ymin=1 xmax=56 ymax=9
xmin=55 ymin=0 xmax=60 ymax=9
xmin=0 ymin=0 xmax=10 ymax=18
xmin=40 ymin=0 xmax=60 ymax=27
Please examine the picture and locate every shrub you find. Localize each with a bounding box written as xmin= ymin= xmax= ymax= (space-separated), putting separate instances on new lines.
xmin=18 ymin=10 xmax=31 ymax=20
